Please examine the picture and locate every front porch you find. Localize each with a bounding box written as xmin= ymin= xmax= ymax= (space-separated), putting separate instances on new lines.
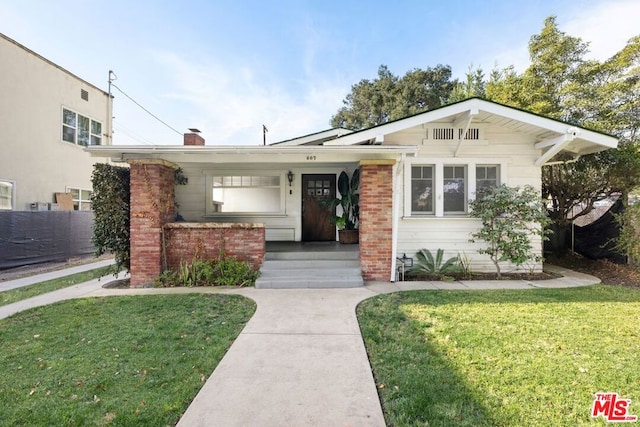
xmin=89 ymin=142 xmax=415 ymax=286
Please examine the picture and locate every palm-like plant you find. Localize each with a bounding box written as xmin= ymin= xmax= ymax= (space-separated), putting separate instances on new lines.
xmin=412 ymin=249 xmax=460 ymax=275
xmin=322 ymin=169 xmax=360 ymax=230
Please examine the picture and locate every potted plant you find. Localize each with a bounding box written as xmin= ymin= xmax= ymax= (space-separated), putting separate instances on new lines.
xmin=323 ymin=169 xmax=360 ymax=244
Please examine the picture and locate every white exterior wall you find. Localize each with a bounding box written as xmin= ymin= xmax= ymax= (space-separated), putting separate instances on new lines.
xmin=388 ymin=123 xmax=544 ymax=273
xmin=174 ymin=162 xmax=358 ymax=241
xmin=0 ymin=34 xmax=111 ymax=210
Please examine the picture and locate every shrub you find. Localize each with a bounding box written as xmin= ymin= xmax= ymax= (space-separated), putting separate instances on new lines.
xmin=469 ymin=184 xmax=551 ymax=278
xmin=91 ymin=163 xmax=130 ymax=273
xmin=154 ymin=254 xmax=259 ymax=287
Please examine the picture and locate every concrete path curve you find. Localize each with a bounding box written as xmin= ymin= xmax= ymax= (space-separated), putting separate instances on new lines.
xmin=0 ymin=264 xmax=600 ymax=426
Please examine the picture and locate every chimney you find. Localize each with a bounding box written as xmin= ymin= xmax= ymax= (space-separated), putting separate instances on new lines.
xmin=184 ymin=128 xmax=204 ymax=146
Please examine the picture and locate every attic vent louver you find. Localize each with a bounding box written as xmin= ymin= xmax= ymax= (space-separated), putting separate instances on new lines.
xmin=459 ymin=128 xmax=480 ymax=140
xmin=80 ymin=89 xmax=89 ymax=101
xmin=433 ymin=128 xmax=454 ymax=140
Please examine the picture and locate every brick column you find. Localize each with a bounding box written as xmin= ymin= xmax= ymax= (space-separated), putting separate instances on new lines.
xmin=129 ymin=160 xmax=176 ymax=287
xmin=359 ymin=160 xmax=395 ymax=281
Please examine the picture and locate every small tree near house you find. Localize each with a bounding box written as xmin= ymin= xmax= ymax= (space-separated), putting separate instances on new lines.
xmin=469 ymin=185 xmax=551 ymax=278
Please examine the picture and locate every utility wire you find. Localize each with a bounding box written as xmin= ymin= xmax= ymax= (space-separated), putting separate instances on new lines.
xmin=113 ymin=124 xmax=155 ymax=145
xmin=110 ymin=82 xmax=182 ymax=136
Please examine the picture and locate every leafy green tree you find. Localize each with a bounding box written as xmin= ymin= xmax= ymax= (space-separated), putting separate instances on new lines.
xmin=331 ymin=64 xmax=456 ymax=130
xmin=449 ymin=65 xmax=486 ymax=102
xmin=486 ymin=16 xmax=640 ymax=230
xmin=469 ymin=185 xmax=551 ymax=278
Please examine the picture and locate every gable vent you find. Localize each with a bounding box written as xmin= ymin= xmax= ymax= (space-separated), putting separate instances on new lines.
xmin=433 ymin=128 xmax=454 ymax=140
xmin=80 ymin=89 xmax=89 ymax=101
xmin=459 ymin=128 xmax=480 ymax=140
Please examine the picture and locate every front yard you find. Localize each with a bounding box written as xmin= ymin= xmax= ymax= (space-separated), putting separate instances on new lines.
xmin=0 ymin=294 xmax=255 ymax=426
xmin=358 ymin=285 xmax=640 ymax=426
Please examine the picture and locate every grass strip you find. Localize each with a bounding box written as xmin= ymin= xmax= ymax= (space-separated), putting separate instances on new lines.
xmin=357 ymin=285 xmax=640 ymax=426
xmin=0 ymin=294 xmax=255 ymax=426
xmin=0 ymin=266 xmax=114 ymax=307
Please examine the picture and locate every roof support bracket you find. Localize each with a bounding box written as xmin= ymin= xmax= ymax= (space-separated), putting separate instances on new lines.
xmin=534 ymin=129 xmax=578 ymax=166
xmin=453 ymin=108 xmax=478 ymax=157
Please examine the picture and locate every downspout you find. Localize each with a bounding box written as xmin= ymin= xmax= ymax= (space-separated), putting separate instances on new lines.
xmin=390 ymin=153 xmax=405 ymax=282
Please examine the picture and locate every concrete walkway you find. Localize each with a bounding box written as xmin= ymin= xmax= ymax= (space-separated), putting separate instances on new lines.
xmin=0 ymin=264 xmax=600 ymax=426
xmin=0 ymin=259 xmax=114 ymax=292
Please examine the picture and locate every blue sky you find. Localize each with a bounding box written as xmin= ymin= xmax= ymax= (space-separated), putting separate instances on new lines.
xmin=1 ymin=0 xmax=638 ymax=146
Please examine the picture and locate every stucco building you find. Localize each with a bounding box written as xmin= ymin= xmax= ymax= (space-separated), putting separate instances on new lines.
xmin=0 ymin=32 xmax=112 ymax=211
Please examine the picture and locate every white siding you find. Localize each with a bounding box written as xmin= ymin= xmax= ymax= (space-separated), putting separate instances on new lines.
xmin=390 ymin=121 xmax=544 ymax=273
xmin=174 ymin=162 xmax=356 ymax=241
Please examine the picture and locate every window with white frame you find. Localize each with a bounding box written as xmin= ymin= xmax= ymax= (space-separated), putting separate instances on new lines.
xmin=411 ymin=166 xmax=434 ymax=214
xmin=443 ymin=165 xmax=467 ymax=214
xmin=476 ymin=165 xmax=500 ymax=198
xmin=62 ymin=108 xmax=102 ymax=146
xmin=0 ymin=180 xmax=15 ymax=210
xmin=209 ymin=175 xmax=281 ymax=214
xmin=66 ymin=187 xmax=92 ymax=211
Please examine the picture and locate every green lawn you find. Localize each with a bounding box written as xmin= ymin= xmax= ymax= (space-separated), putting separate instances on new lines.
xmin=0 ymin=294 xmax=255 ymax=426
xmin=0 ymin=266 xmax=114 ymax=307
xmin=357 ymin=285 xmax=640 ymax=427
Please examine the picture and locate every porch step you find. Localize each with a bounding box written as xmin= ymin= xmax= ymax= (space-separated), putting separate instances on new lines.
xmin=256 ymin=249 xmax=363 ymax=289
xmin=264 ymin=251 xmax=360 ymax=261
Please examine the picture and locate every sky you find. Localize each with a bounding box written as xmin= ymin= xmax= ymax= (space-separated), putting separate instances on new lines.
xmin=1 ymin=0 xmax=638 ymax=146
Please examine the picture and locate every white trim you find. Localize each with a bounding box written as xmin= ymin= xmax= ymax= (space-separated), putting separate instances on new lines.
xmin=271 ymin=128 xmax=353 ymax=146
xmin=535 ymin=132 xmax=576 ymax=166
xmin=404 ymin=158 xmax=508 ymax=219
xmin=322 ymin=98 xmax=617 ymax=153
xmin=65 ymin=186 xmax=93 ymax=211
xmin=61 ymin=105 xmax=103 ymax=147
xmin=204 ymin=171 xmax=286 ymax=216
xmin=0 ymin=179 xmax=16 ymax=211
xmin=390 ymin=157 xmax=404 ymax=282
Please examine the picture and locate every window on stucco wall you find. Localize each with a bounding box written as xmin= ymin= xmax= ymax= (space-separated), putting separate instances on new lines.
xmin=0 ymin=180 xmax=15 ymax=210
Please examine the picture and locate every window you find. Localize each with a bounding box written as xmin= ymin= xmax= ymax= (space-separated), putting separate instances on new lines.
xmin=443 ymin=165 xmax=466 ymax=214
xmin=0 ymin=180 xmax=15 ymax=210
xmin=476 ymin=165 xmax=500 ymax=198
xmin=209 ymin=175 xmax=281 ymax=213
xmin=66 ymin=187 xmax=92 ymax=211
xmin=62 ymin=108 xmax=102 ymax=146
xmin=411 ymin=166 xmax=434 ymax=214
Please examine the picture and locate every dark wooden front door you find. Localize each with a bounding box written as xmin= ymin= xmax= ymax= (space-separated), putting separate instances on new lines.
xmin=302 ymin=174 xmax=336 ymax=241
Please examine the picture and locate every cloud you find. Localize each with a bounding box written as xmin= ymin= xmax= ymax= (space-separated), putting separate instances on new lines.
xmin=148 ymin=50 xmax=347 ymax=145
xmin=480 ymin=0 xmax=640 ymax=75
xmin=564 ymin=0 xmax=640 ymax=61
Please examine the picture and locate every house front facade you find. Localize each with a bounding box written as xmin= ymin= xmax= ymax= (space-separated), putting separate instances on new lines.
xmin=0 ymin=32 xmax=112 ymax=211
xmin=89 ymin=98 xmax=617 ymax=286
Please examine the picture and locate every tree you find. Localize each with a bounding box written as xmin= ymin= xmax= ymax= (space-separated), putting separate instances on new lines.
xmin=486 ymin=17 xmax=640 ymax=230
xmin=331 ymin=64 xmax=456 ymax=130
xmin=469 ymin=185 xmax=551 ymax=278
xmin=449 ymin=65 xmax=486 ymax=102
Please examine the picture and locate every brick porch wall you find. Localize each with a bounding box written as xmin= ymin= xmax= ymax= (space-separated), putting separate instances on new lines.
xmin=163 ymin=223 xmax=265 ymax=271
xmin=359 ymin=160 xmax=395 ymax=281
xmin=129 ymin=160 xmax=176 ymax=287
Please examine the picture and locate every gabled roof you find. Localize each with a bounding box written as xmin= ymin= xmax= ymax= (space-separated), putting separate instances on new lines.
xmin=270 ymin=127 xmax=353 ymax=146
xmin=322 ymin=97 xmax=618 ymax=164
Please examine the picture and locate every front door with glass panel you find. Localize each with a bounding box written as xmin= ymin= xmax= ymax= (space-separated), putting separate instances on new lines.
xmin=301 ymin=174 xmax=336 ymax=241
